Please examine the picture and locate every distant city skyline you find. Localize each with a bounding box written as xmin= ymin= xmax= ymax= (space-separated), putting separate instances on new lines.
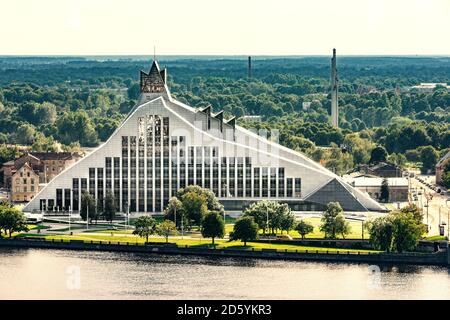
xmin=1 ymin=0 xmax=450 ymax=55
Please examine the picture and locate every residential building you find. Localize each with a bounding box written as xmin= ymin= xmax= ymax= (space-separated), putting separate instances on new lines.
xmin=346 ymin=176 xmax=409 ymax=202
xmin=359 ymin=162 xmax=403 ymax=178
xmin=2 ymin=152 xmax=82 ymax=202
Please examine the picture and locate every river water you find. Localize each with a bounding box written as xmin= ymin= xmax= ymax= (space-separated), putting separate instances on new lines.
xmin=0 ymin=248 xmax=449 ymax=299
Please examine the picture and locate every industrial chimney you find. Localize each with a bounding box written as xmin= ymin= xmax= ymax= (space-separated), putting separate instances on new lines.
xmin=248 ymin=56 xmax=252 ymax=78
xmin=331 ymin=48 xmax=339 ymax=127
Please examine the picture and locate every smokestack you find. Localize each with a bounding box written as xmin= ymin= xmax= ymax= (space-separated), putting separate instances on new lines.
xmin=331 ymin=48 xmax=339 ymax=127
xmin=248 ymin=56 xmax=252 ymax=78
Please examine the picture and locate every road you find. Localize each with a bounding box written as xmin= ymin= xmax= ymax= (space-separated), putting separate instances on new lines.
xmin=410 ymin=174 xmax=450 ymax=237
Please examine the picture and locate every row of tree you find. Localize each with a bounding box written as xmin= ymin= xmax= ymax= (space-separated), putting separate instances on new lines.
xmin=80 ymin=191 xmax=117 ymax=224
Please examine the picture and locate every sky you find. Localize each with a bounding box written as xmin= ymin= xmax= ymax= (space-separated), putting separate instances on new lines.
xmin=1 ymin=0 xmax=450 ymax=55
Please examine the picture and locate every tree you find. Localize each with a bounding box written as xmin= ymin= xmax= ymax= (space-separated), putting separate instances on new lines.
xmin=388 ymin=153 xmax=407 ymax=167
xmin=133 ymin=216 xmax=156 ymax=243
xmin=243 ymin=200 xmax=272 ymax=233
xmin=156 ymin=220 xmax=178 ymax=243
xmin=56 ymin=110 xmax=99 ymax=147
xmin=127 ymin=83 xmax=140 ymax=100
xmin=80 ymin=191 xmax=96 ymax=222
xmin=230 ymin=216 xmax=258 ymax=246
xmin=320 ymin=202 xmax=351 ymax=239
xmin=419 ymin=146 xmax=438 ymax=174
xmin=400 ymin=203 xmax=425 ymax=228
xmin=369 ymin=146 xmax=388 ymax=164
xmin=31 ymin=133 xmax=59 ymax=152
xmin=35 ymin=102 xmax=57 ymax=125
xmin=334 ymin=214 xmax=351 ymax=239
xmin=201 ymin=211 xmax=225 ymax=245
xmin=344 ymin=133 xmax=374 ymax=165
xmin=0 ymin=206 xmax=28 ymax=238
xmin=177 ymin=185 xmax=224 ymax=214
xmin=379 ymin=178 xmax=390 ymax=203
xmin=295 ymin=220 xmax=314 ymax=239
xmin=324 ymin=144 xmax=354 ymax=175
xmin=180 ymin=191 xmax=208 ymax=226
xmin=163 ymin=197 xmax=185 ymax=228
xmin=367 ymin=210 xmax=424 ymax=253
xmin=366 ymin=216 xmax=395 ymax=252
xmin=13 ymin=124 xmax=36 ymax=145
xmin=103 ymin=191 xmax=116 ymax=223
xmin=243 ymin=200 xmax=293 ymax=235
xmin=278 ymin=205 xmax=295 ymax=234
xmin=391 ymin=212 xmax=423 ymax=253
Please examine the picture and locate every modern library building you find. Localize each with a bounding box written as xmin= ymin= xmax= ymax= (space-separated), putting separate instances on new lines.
xmin=24 ymin=60 xmax=384 ymax=214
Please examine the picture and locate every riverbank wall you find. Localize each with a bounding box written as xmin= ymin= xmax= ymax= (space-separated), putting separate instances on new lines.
xmin=0 ymin=238 xmax=448 ymax=266
xmin=256 ymin=239 xmax=447 ymax=253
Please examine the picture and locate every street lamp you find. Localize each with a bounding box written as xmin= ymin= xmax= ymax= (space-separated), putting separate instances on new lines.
xmin=446 ymin=199 xmax=450 ymax=239
xmin=424 ymin=192 xmax=433 ymax=233
xmin=174 ymin=203 xmax=177 ymax=228
xmin=124 ymin=201 xmax=129 ymax=231
xmin=181 ymin=212 xmax=184 ymax=239
xmin=361 ymin=220 xmax=364 ymax=240
xmin=86 ymin=199 xmax=89 ymax=230
xmin=68 ymin=205 xmax=72 ymax=235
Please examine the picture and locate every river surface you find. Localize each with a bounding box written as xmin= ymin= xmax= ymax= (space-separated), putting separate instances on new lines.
xmin=0 ymin=248 xmax=449 ymax=299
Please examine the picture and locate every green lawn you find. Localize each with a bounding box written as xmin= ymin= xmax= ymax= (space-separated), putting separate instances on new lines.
xmin=425 ymin=235 xmax=448 ymax=241
xmin=263 ymin=217 xmax=367 ymax=239
xmin=34 ymin=233 xmax=378 ymax=253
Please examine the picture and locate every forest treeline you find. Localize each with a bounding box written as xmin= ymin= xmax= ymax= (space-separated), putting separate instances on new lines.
xmin=0 ymin=56 xmax=449 ymax=176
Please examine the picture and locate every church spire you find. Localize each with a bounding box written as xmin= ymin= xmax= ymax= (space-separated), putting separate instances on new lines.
xmin=140 ymin=58 xmax=168 ymax=94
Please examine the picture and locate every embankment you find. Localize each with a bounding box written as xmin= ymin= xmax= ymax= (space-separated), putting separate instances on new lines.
xmin=0 ymin=238 xmax=448 ymax=266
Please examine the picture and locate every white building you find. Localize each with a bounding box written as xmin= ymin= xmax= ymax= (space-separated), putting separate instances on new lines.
xmin=345 ymin=176 xmax=409 ymax=202
xmin=410 ymin=83 xmax=450 ymax=92
xmin=23 ymin=60 xmax=384 ymax=214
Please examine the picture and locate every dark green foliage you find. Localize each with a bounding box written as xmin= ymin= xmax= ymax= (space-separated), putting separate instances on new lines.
xmin=379 ymin=178 xmax=390 ymax=203
xmin=163 ymin=197 xmax=186 ymax=228
xmin=419 ymin=146 xmax=439 ymax=174
xmin=156 ymin=220 xmax=178 ymax=243
xmin=177 ymin=185 xmax=224 ymax=214
xmin=103 ymin=191 xmax=116 ymax=223
xmin=201 ymin=211 xmax=225 ymax=245
xmin=0 ymin=56 xmax=448 ymax=175
xmin=243 ymin=200 xmax=296 ymax=235
xmin=133 ymin=216 xmax=157 ymax=243
xmin=367 ymin=206 xmax=425 ymax=253
xmin=320 ymin=202 xmax=351 ymax=239
xmin=0 ymin=205 xmax=28 ymax=237
xmin=369 ymin=146 xmax=388 ymax=163
xmin=80 ymin=191 xmax=96 ymax=222
xmin=180 ymin=191 xmax=208 ymax=226
xmin=230 ymin=216 xmax=259 ymax=246
xmin=295 ymin=220 xmax=314 ymax=239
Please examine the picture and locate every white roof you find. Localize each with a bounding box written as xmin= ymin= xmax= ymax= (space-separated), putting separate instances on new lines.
xmin=347 ymin=177 xmax=408 ymax=187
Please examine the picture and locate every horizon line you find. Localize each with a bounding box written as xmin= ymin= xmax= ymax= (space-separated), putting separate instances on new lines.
xmin=1 ymin=54 xmax=450 ymax=58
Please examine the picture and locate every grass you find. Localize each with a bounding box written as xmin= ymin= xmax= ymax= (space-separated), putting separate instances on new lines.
xmin=262 ymin=217 xmax=368 ymax=239
xmin=34 ymin=233 xmax=378 ymax=253
xmin=425 ymin=235 xmax=448 ymax=241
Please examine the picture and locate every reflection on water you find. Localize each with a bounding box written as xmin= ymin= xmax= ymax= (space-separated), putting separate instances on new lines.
xmin=0 ymin=248 xmax=449 ymax=300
